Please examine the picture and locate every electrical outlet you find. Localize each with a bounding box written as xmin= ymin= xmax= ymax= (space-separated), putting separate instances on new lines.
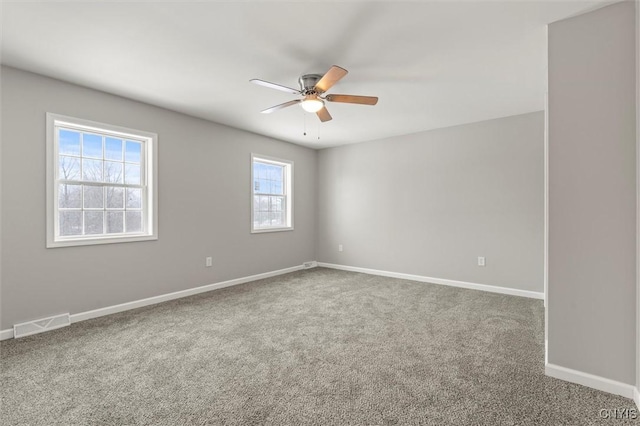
xmin=206 ymin=257 xmax=213 ymax=267
xmin=478 ymin=256 xmax=486 ymax=267
xmin=338 ymin=244 xmax=343 ymax=252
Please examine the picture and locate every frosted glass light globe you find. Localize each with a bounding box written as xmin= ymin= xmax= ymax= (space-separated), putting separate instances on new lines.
xmin=301 ymin=97 xmax=324 ymax=113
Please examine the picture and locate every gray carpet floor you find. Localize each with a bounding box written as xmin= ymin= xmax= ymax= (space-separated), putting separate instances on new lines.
xmin=1 ymin=267 xmax=638 ymax=425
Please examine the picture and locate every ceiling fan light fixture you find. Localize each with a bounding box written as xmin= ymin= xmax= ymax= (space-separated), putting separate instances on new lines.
xmin=301 ymin=96 xmax=324 ymax=113
xmin=251 ymin=65 xmax=378 ymax=122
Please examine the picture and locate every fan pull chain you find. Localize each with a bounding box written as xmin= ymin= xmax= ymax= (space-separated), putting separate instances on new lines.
xmin=317 ymin=122 xmax=320 ymax=140
xmin=303 ymin=112 xmax=307 ymax=136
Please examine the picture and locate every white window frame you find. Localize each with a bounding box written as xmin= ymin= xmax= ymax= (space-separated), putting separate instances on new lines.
xmin=251 ymin=154 xmax=294 ymax=233
xmin=46 ymin=113 xmax=158 ymax=248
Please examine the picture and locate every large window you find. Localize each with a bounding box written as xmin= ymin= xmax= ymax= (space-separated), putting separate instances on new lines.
xmin=251 ymin=154 xmax=293 ymax=233
xmin=46 ymin=113 xmax=158 ymax=247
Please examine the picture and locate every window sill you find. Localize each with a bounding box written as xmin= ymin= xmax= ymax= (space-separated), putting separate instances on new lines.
xmin=251 ymin=227 xmax=294 ymax=234
xmin=46 ymin=234 xmax=158 ymax=248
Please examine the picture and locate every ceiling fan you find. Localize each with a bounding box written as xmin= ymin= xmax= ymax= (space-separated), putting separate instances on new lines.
xmin=250 ymin=65 xmax=378 ymax=122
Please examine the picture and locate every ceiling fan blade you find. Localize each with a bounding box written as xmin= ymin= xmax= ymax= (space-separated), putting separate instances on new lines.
xmin=325 ymin=94 xmax=378 ymax=105
xmin=316 ymin=106 xmax=332 ymax=122
xmin=314 ymin=65 xmax=348 ymax=94
xmin=260 ymin=99 xmax=301 ymax=114
xmin=250 ymin=79 xmax=301 ymax=95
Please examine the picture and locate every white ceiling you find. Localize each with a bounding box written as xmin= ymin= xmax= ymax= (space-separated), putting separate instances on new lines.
xmin=1 ymin=0 xmax=607 ymax=149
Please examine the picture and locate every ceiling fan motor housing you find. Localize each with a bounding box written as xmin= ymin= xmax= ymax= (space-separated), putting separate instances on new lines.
xmin=299 ymin=74 xmax=323 ymax=94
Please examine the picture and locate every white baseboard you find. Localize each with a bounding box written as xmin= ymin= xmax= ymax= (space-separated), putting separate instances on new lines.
xmin=317 ymin=262 xmax=544 ymax=300
xmin=0 ymin=328 xmax=14 ymax=341
xmin=0 ymin=264 xmax=306 ymax=341
xmin=70 ymin=264 xmax=305 ymax=324
xmin=545 ymin=363 xmax=636 ymax=399
xmin=634 ymin=387 xmax=639 ymax=409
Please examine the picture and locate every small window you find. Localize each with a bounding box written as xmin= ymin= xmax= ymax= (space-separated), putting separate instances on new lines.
xmin=46 ymin=113 xmax=158 ymax=247
xmin=251 ymin=154 xmax=293 ymax=233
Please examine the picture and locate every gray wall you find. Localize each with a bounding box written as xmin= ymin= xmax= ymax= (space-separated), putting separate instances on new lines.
xmin=0 ymin=67 xmax=4 ymax=333
xmin=548 ymin=1 xmax=636 ymax=384
xmin=317 ymin=112 xmax=544 ymax=293
xmin=637 ymin=0 xmax=640 ymax=398
xmin=0 ymin=67 xmax=317 ymax=330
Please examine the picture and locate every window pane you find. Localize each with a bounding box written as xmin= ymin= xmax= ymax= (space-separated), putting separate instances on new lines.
xmin=105 ymin=137 xmax=123 ymax=161
xmin=254 ymin=211 xmax=265 ymax=228
xmin=106 ymin=211 xmax=124 ymax=233
xmin=59 ymin=156 xmax=81 ymax=180
xmin=267 ymin=212 xmax=276 ymax=227
xmin=60 ymin=211 xmax=82 ymax=236
xmin=270 ymin=196 xmax=283 ymax=212
xmin=82 ymin=159 xmax=103 ymax=182
xmin=255 ymin=179 xmax=264 ymax=193
xmin=82 ymin=133 xmax=103 ymax=158
xmin=259 ymin=180 xmax=267 ymax=194
xmin=125 ymin=211 xmax=142 ymax=233
xmin=265 ymin=179 xmax=274 ymax=194
xmin=126 ymin=188 xmax=142 ymax=209
xmin=267 ymin=165 xmax=277 ymax=180
xmin=84 ymin=211 xmax=104 ymax=234
xmin=58 ymin=184 xmax=82 ymax=208
xmin=255 ymin=162 xmax=267 ymax=179
xmin=59 ymin=129 xmax=81 ymax=155
xmin=259 ymin=195 xmax=269 ymax=211
xmin=83 ymin=185 xmax=104 ymax=209
xmin=274 ymin=181 xmax=283 ymax=195
xmin=106 ymin=187 xmax=124 ymax=209
xmin=252 ymin=161 xmax=284 ymax=195
xmin=125 ymin=164 xmax=141 ymax=185
xmin=104 ymin=161 xmax=124 ymax=184
xmin=125 ymin=141 xmax=141 ymax=163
